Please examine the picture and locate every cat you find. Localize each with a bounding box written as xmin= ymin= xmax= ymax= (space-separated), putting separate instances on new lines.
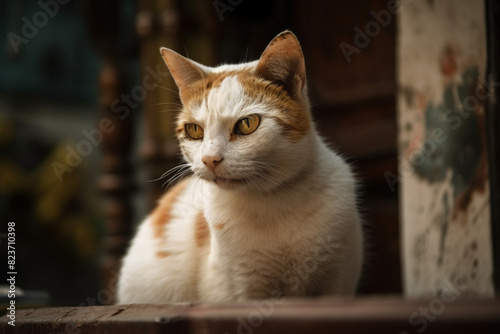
xmin=117 ymin=31 xmax=363 ymax=304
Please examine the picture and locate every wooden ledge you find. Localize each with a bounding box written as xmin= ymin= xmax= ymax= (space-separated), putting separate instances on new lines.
xmin=2 ymin=297 xmax=500 ymax=333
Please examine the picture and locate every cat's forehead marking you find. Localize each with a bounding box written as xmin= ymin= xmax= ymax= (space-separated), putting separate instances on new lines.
xmin=185 ymin=69 xmax=253 ymax=107
xmin=177 ymin=69 xmax=311 ymax=141
xmin=206 ymin=75 xmax=247 ymax=119
xmin=175 ymin=70 xmax=250 ymax=135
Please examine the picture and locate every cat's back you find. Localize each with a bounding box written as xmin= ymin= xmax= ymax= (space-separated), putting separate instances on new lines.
xmin=117 ymin=178 xmax=207 ymax=303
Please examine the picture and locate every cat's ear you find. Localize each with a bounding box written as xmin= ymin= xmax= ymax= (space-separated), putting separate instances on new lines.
xmin=160 ymin=48 xmax=205 ymax=103
xmin=256 ymin=31 xmax=306 ymax=100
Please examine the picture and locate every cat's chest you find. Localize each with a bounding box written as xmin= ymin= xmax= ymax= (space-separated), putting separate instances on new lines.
xmin=204 ymin=187 xmax=321 ymax=226
xmin=204 ymin=195 xmax=328 ymax=246
xmin=199 ymin=190 xmax=334 ymax=299
xmin=210 ymin=235 xmax=322 ymax=299
xmin=206 ymin=208 xmax=320 ymax=276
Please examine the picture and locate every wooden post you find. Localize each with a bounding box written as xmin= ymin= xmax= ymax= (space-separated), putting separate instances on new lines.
xmin=137 ymin=0 xmax=181 ymax=210
xmin=485 ymin=0 xmax=500 ymax=294
xmin=84 ymin=0 xmax=135 ymax=304
xmin=397 ymin=0 xmax=494 ymax=297
xmin=98 ymin=57 xmax=135 ymax=304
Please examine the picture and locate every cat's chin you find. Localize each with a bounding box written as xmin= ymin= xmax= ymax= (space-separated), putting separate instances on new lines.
xmin=213 ymin=176 xmax=246 ymax=189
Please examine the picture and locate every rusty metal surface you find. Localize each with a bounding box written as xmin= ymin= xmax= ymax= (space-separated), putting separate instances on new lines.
xmin=1 ymin=298 xmax=500 ymax=334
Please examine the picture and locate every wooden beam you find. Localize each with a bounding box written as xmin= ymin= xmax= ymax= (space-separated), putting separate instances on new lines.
xmin=2 ymin=298 xmax=500 ymax=333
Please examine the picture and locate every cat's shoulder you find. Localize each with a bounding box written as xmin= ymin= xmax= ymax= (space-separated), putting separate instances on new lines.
xmin=150 ymin=178 xmax=192 ymax=235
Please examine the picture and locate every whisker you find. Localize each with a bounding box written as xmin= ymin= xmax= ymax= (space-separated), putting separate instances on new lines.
xmin=155 ymin=102 xmax=183 ymax=106
xmin=158 ymin=109 xmax=182 ymax=113
xmin=228 ymin=160 xmax=284 ymax=190
xmin=154 ymin=84 xmax=180 ymax=95
xmin=162 ymin=168 xmax=192 ymax=190
xmin=147 ymin=164 xmax=191 ymax=183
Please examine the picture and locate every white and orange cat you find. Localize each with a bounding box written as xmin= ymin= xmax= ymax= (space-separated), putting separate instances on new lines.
xmin=117 ymin=31 xmax=363 ymax=303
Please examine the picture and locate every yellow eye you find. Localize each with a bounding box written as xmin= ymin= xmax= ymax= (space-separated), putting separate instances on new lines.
xmin=185 ymin=123 xmax=204 ymax=139
xmin=235 ymin=115 xmax=260 ymax=135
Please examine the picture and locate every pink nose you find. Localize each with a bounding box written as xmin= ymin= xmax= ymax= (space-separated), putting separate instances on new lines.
xmin=202 ymin=155 xmax=223 ymax=172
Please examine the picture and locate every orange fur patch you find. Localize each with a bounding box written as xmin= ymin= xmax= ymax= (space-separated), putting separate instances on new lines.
xmin=214 ymin=223 xmax=225 ymax=230
xmin=180 ymin=70 xmax=251 ymax=109
xmin=195 ymin=211 xmax=210 ymax=247
xmin=176 ymin=71 xmax=248 ymax=138
xmin=176 ymin=70 xmax=310 ymax=142
xmin=155 ymin=250 xmax=172 ymax=258
xmin=237 ymin=74 xmax=310 ymax=141
xmin=152 ymin=178 xmax=189 ymax=240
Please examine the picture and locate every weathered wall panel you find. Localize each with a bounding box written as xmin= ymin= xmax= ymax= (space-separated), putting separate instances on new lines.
xmin=397 ymin=0 xmax=494 ymax=297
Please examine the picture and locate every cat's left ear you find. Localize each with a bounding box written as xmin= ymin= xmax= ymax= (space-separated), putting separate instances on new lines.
xmin=160 ymin=48 xmax=206 ymax=104
xmin=256 ymin=31 xmax=306 ymax=100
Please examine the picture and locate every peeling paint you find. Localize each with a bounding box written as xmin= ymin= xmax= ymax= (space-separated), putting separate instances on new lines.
xmin=410 ymin=63 xmax=488 ymax=217
xmin=398 ymin=0 xmax=493 ymax=297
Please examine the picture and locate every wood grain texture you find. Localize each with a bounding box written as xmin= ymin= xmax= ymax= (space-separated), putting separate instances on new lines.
xmin=1 ymin=298 xmax=500 ymax=334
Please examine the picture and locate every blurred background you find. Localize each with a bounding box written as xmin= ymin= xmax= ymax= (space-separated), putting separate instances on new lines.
xmin=0 ymin=0 xmax=497 ymax=307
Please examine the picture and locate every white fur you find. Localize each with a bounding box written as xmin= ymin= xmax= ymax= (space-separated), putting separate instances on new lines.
xmin=118 ymin=58 xmax=363 ymax=304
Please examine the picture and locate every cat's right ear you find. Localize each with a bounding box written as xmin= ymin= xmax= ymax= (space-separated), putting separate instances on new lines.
xmin=160 ymin=48 xmax=205 ymax=103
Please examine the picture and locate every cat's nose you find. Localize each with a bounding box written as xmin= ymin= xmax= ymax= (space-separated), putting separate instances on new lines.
xmin=202 ymin=155 xmax=223 ymax=172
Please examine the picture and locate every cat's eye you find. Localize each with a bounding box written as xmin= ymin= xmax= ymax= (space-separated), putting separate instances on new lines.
xmin=235 ymin=115 xmax=260 ymax=135
xmin=185 ymin=123 xmax=204 ymax=139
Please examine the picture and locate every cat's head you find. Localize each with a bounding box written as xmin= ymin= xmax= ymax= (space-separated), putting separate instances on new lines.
xmin=160 ymin=31 xmax=315 ymax=192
